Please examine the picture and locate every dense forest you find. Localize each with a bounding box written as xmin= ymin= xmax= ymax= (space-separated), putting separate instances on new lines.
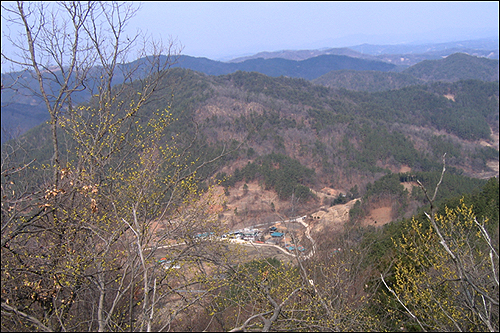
xmin=10 ymin=68 xmax=499 ymax=196
xmin=402 ymin=52 xmax=499 ymax=82
xmin=2 ymin=50 xmax=498 ymax=144
xmin=311 ymin=69 xmax=424 ymax=92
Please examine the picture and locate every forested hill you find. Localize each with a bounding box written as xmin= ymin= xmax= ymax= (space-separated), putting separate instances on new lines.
xmin=311 ymin=70 xmax=424 ymax=92
xmin=0 ymin=53 xmax=393 ymax=143
xmin=173 ymin=54 xmax=396 ymax=79
xmin=228 ymin=47 xmax=379 ymax=63
xmin=3 ymin=52 xmax=498 ymax=142
xmin=311 ymin=53 xmax=499 ymax=91
xmin=229 ymin=38 xmax=499 ymax=66
xmin=14 ymin=68 xmax=499 ymax=199
xmin=150 ymin=69 xmax=499 ymax=225
xmin=402 ymin=52 xmax=499 ymax=82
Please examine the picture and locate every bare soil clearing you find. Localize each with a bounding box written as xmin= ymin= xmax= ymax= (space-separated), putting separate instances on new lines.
xmin=443 ymin=94 xmax=455 ymax=101
xmin=363 ymin=206 xmax=393 ymax=227
xmin=309 ymin=199 xmax=359 ymax=234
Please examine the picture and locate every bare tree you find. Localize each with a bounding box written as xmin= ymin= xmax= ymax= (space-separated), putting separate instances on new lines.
xmin=1 ymin=2 xmax=241 ymax=332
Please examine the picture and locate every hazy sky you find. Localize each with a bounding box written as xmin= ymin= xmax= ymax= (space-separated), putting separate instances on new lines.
xmin=1 ymin=1 xmax=499 ymax=64
xmin=127 ymin=1 xmax=499 ymax=60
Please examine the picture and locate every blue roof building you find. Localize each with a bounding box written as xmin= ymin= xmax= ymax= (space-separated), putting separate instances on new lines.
xmin=195 ymin=232 xmax=214 ymax=239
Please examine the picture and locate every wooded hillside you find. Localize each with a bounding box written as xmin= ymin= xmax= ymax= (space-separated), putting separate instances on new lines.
xmin=1 ymin=5 xmax=498 ymax=328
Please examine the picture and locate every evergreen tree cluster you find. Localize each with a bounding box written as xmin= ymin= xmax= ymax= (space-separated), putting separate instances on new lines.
xmin=221 ymin=153 xmax=315 ymax=200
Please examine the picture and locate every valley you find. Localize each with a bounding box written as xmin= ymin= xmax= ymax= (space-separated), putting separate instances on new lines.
xmin=1 ymin=28 xmax=498 ymax=332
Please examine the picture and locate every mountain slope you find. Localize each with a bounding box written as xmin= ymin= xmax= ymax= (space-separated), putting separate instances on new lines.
xmin=228 ymin=38 xmax=499 ymax=66
xmin=402 ymin=53 xmax=499 ymax=82
xmin=228 ymin=47 xmax=380 ymax=63
xmin=174 ymin=54 xmax=396 ymax=79
xmin=311 ymin=70 xmax=424 ymax=92
xmin=4 ymin=68 xmax=499 ymax=226
xmin=349 ymin=38 xmax=499 ymax=56
xmin=1 ymin=103 xmax=48 ymax=142
xmin=2 ymin=51 xmax=498 ymax=146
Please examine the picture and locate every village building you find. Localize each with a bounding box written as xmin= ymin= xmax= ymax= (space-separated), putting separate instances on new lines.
xmin=270 ymin=231 xmax=284 ymax=238
xmin=241 ymin=228 xmax=260 ymax=241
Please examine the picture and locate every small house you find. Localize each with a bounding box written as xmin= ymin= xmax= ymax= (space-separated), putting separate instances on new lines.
xmin=241 ymin=228 xmax=260 ymax=241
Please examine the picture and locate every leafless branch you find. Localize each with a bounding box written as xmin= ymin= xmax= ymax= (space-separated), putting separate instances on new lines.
xmin=1 ymin=302 xmax=54 ymax=332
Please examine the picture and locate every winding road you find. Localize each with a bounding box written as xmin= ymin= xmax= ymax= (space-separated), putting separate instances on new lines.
xmin=239 ymin=215 xmax=317 ymax=260
xmin=147 ymin=215 xmax=317 ymax=260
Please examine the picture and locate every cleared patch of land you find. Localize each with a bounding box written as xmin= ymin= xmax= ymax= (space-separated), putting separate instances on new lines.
xmin=362 ymin=206 xmax=393 ymax=227
xmin=443 ymin=94 xmax=455 ymax=101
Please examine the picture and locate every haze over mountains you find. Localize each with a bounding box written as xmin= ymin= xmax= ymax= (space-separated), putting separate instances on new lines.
xmin=313 ymin=52 xmax=499 ymax=92
xmin=173 ymin=54 xmax=396 ymax=79
xmin=1 ymin=38 xmax=499 ymax=144
xmin=230 ymin=38 xmax=499 ymax=65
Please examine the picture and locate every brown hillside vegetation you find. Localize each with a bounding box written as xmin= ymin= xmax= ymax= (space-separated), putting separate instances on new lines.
xmin=2 ymin=2 xmax=498 ymax=332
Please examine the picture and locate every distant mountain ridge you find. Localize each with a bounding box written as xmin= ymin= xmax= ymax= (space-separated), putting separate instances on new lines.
xmin=173 ymin=54 xmax=395 ymax=79
xmin=349 ymin=38 xmax=499 ymax=56
xmin=1 ymin=53 xmax=398 ymax=141
xmin=2 ymin=38 xmax=499 ymax=143
xmin=228 ymin=38 xmax=499 ymax=67
xmin=228 ymin=47 xmax=380 ymax=63
xmin=312 ymin=53 xmax=499 ymax=91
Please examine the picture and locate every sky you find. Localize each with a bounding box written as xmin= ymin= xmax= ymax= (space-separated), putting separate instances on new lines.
xmin=126 ymin=1 xmax=499 ymax=60
xmin=1 ymin=1 xmax=499 ymax=65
